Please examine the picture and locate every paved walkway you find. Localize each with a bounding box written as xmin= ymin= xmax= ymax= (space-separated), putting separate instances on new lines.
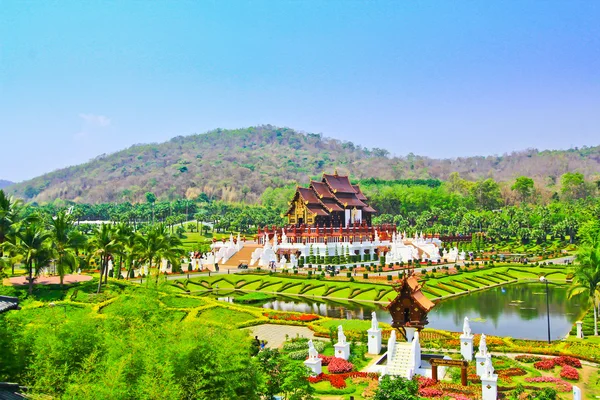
xmin=243 ymin=324 xmax=320 ymax=348
xmin=5 ymin=274 xmax=93 ymax=286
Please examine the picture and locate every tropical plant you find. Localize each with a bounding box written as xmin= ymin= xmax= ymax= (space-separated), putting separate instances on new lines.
xmin=568 ymin=233 xmax=600 ymax=335
xmin=374 ymin=375 xmax=419 ymax=400
xmin=3 ymin=219 xmax=51 ymax=294
xmin=48 ymin=211 xmax=87 ymax=287
xmin=134 ymin=223 xmax=183 ymax=283
xmin=88 ymin=223 xmax=119 ymax=293
xmin=0 ymin=190 xmax=24 ymax=276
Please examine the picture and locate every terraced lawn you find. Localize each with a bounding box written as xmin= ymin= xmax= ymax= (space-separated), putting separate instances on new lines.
xmin=197 ymin=306 xmax=257 ymax=324
xmin=161 ymin=295 xmax=205 ymax=308
xmin=180 ymin=264 xmax=568 ymax=302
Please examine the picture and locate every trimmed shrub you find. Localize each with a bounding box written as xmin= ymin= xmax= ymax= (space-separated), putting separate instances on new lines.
xmin=327 ymin=357 xmax=354 ymax=374
xmin=560 ymin=365 xmax=579 ymax=380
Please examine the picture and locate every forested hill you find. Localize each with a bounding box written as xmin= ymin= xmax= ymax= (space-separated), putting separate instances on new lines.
xmin=7 ymin=125 xmax=600 ymax=204
xmin=0 ymin=180 xmax=14 ymax=189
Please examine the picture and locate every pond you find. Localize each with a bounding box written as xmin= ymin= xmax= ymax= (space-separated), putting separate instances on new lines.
xmin=214 ymin=282 xmax=587 ymax=340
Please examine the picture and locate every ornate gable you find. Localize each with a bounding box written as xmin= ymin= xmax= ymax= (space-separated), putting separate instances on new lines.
xmin=385 ymin=276 xmax=435 ymax=329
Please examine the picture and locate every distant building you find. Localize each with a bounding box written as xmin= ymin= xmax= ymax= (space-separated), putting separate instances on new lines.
xmin=285 ymin=171 xmax=376 ymax=227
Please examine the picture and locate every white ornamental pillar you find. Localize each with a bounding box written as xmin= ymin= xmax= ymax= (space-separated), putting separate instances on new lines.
xmin=410 ymin=331 xmax=422 ymax=377
xmin=460 ymin=317 xmax=474 ymax=361
xmin=304 ymin=357 xmax=322 ymax=376
xmin=304 ymin=340 xmax=322 ymax=376
xmin=481 ymin=354 xmax=498 ymax=400
xmin=576 ymin=321 xmax=584 ymax=339
xmin=334 ymin=325 xmax=351 ymax=360
xmin=481 ymin=374 xmax=498 ymax=400
xmin=387 ymin=330 xmax=397 ymax=366
xmin=367 ymin=312 xmax=382 ymax=354
xmin=475 ymin=334 xmax=488 ymax=377
xmin=573 ymin=385 xmax=582 ymax=400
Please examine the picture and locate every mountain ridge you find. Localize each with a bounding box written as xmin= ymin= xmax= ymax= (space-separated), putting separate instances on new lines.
xmin=0 ymin=180 xmax=14 ymax=189
xmin=6 ymin=125 xmax=600 ymax=204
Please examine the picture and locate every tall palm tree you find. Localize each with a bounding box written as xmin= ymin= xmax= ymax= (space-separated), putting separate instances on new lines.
xmin=88 ymin=224 xmax=118 ymax=293
xmin=114 ymin=222 xmax=135 ymax=280
xmin=0 ymin=189 xmax=23 ymax=258
xmin=4 ymin=221 xmax=51 ymax=294
xmin=134 ymin=224 xmax=183 ymax=283
xmin=568 ymin=233 xmax=600 ymax=336
xmin=48 ymin=211 xmax=87 ymax=287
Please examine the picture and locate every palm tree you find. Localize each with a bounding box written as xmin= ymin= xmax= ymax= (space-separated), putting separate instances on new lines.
xmin=194 ymin=210 xmax=207 ymax=235
xmin=134 ymin=224 xmax=183 ymax=283
xmin=4 ymin=221 xmax=51 ymax=294
xmin=114 ymin=222 xmax=135 ymax=279
xmin=0 ymin=189 xmax=23 ymax=258
xmin=88 ymin=224 xmax=118 ymax=293
xmin=568 ymin=234 xmax=600 ymax=336
xmin=48 ymin=211 xmax=87 ymax=287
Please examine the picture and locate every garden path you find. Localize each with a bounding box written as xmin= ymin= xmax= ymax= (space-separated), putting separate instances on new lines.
xmin=243 ymin=324 xmax=321 ymax=348
xmin=5 ymin=274 xmax=93 ymax=286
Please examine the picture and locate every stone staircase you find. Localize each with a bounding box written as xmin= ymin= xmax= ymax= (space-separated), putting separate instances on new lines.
xmin=221 ymin=244 xmax=260 ymax=269
xmin=387 ymin=342 xmax=414 ymax=378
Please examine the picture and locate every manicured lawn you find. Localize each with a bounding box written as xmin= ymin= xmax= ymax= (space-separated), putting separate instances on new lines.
xmin=233 ymin=292 xmax=276 ymax=303
xmin=316 ymin=319 xmax=383 ymax=332
xmin=197 ymin=306 xmax=257 ymax=324
xmin=211 ymin=278 xmax=235 ymax=289
xmin=161 ymin=295 xmax=205 ymax=308
xmin=239 ymin=279 xmax=262 ymax=290
xmin=183 ymin=264 xmax=568 ymax=303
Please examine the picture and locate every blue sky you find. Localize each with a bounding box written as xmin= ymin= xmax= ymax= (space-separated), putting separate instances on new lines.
xmin=1 ymin=1 xmax=599 ymax=182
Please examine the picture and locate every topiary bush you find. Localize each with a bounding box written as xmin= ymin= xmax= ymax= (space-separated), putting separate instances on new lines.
xmin=327 ymin=357 xmax=354 ymax=373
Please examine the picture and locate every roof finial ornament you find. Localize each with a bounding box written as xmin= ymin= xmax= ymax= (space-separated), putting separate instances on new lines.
xmin=334 ymin=168 xmax=338 ymax=176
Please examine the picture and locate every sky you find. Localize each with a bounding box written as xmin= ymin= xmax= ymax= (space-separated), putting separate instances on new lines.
xmin=1 ymin=1 xmax=599 ymax=182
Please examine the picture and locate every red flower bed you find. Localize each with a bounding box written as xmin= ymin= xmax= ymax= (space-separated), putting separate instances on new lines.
xmin=419 ymin=387 xmax=444 ymax=397
xmin=308 ymin=372 xmax=378 ymax=389
xmin=262 ymin=312 xmax=319 ymax=322
xmin=533 ymin=359 xmax=556 ymax=370
xmin=555 ymin=356 xmax=582 ymax=368
xmin=318 ymin=354 xmax=334 ymax=366
xmin=327 ymin=357 xmax=354 ymax=374
xmin=418 ymin=377 xmax=436 ymax=388
xmin=560 ymin=365 xmax=580 ymax=381
xmin=525 ymin=376 xmax=572 ymax=392
xmin=533 ymin=355 xmax=582 ymax=371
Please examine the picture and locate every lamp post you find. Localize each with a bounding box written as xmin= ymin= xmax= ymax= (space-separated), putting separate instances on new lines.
xmin=540 ymin=276 xmax=551 ymax=344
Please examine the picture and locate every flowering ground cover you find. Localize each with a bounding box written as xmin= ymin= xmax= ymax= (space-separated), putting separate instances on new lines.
xmin=263 ymin=311 xmax=319 ymax=322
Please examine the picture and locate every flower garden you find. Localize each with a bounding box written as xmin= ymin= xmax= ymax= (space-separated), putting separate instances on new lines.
xmin=3 ymin=271 xmax=600 ymax=399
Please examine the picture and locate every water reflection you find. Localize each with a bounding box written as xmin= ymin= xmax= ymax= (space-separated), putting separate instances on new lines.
xmin=214 ymin=283 xmax=587 ymax=340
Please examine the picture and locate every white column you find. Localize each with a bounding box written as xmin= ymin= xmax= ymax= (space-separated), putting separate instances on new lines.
xmin=405 ymin=327 xmax=417 ymax=343
xmin=460 ymin=334 xmax=474 ymax=362
xmin=475 ymin=354 xmax=487 ymax=377
xmin=387 ymin=330 xmax=397 ymax=366
xmin=573 ymin=385 xmax=582 ymax=400
xmin=576 ymin=321 xmax=584 ymax=339
xmin=481 ymin=374 xmax=498 ymax=400
xmin=334 ymin=342 xmax=351 ymax=360
xmin=367 ymin=328 xmax=382 ymax=354
xmin=411 ymin=332 xmax=421 ymax=375
xmin=304 ymin=358 xmax=322 ymax=376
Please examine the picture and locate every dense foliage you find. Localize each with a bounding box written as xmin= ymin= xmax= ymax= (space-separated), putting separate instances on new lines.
xmin=0 ymin=285 xmax=316 ymax=400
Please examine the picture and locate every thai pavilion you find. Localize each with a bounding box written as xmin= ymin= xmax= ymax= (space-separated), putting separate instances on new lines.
xmin=284 ymin=171 xmax=376 ymax=227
